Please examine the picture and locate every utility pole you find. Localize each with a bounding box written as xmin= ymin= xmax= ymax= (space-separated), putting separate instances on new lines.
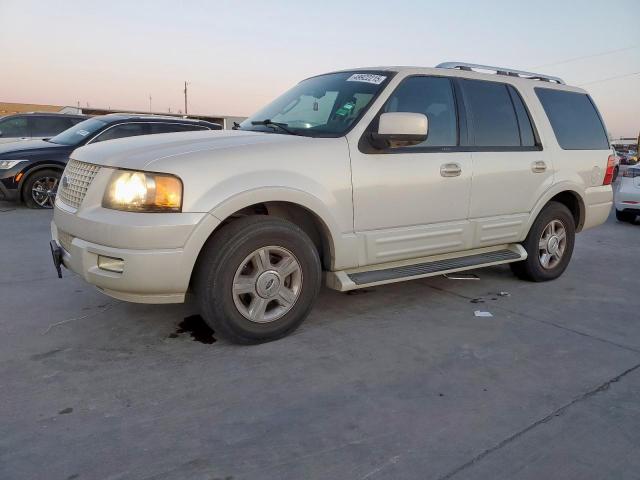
xmin=183 ymin=81 xmax=190 ymax=116
xmin=149 ymin=95 xmax=152 ymax=113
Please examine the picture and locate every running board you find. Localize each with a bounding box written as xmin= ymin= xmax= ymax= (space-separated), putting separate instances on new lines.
xmin=325 ymin=244 xmax=527 ymax=291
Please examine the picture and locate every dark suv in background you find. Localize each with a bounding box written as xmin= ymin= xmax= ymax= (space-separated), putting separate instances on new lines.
xmin=0 ymin=113 xmax=87 ymax=143
xmin=0 ymin=114 xmax=222 ymax=208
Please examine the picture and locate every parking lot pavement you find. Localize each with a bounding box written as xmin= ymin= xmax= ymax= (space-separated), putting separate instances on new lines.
xmin=0 ymin=202 xmax=639 ymax=480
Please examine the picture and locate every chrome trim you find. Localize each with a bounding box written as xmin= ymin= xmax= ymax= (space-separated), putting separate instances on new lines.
xmin=436 ymin=62 xmax=565 ymax=84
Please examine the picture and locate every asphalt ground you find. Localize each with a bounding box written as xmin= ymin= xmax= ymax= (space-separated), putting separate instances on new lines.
xmin=1 ymin=201 xmax=639 ymax=480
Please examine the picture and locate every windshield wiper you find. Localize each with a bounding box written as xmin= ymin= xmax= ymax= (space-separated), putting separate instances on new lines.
xmin=250 ymin=119 xmax=300 ymax=136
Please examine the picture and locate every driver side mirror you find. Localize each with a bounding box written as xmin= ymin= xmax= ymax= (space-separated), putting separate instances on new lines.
xmin=370 ymin=112 xmax=428 ymax=149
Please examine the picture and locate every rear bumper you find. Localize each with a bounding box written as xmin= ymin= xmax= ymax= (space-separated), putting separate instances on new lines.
xmin=582 ymin=185 xmax=613 ymax=231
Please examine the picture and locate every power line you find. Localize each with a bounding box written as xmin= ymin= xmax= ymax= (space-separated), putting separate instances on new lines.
xmin=531 ymin=45 xmax=639 ymax=69
xmin=578 ymin=71 xmax=640 ymax=87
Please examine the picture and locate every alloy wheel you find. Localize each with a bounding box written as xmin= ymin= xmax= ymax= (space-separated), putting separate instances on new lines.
xmin=31 ymin=176 xmax=59 ymax=208
xmin=538 ymin=219 xmax=567 ymax=269
xmin=232 ymin=246 xmax=303 ymax=323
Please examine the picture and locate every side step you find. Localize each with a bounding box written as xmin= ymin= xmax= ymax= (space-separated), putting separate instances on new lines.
xmin=326 ymin=245 xmax=527 ymax=291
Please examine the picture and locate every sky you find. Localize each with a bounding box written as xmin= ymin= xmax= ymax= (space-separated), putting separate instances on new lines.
xmin=1 ymin=0 xmax=638 ymax=137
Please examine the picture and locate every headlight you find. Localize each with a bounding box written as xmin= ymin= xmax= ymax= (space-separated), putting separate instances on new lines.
xmin=102 ymin=170 xmax=182 ymax=212
xmin=0 ymin=160 xmax=27 ymax=169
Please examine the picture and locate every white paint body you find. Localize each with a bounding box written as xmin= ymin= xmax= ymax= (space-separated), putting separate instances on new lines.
xmin=615 ymin=167 xmax=640 ymax=215
xmin=51 ymin=66 xmax=613 ymax=303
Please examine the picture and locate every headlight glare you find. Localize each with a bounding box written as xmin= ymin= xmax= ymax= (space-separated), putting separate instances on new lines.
xmin=103 ymin=170 xmax=182 ymax=212
xmin=0 ymin=159 xmax=27 ymax=169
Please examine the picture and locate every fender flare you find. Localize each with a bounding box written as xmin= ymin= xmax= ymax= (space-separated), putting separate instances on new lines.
xmin=525 ymin=182 xmax=586 ymax=233
xmin=182 ymin=187 xmax=346 ymax=286
xmin=208 ymin=186 xmax=344 ymax=243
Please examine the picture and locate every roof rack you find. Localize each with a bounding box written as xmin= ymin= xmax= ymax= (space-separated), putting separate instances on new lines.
xmin=436 ymin=62 xmax=565 ymax=85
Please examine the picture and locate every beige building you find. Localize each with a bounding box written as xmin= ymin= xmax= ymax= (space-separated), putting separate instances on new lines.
xmin=0 ymin=101 xmax=245 ymax=129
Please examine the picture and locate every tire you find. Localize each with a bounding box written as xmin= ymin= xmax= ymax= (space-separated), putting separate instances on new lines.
xmin=615 ymin=209 xmax=636 ymax=223
xmin=510 ymin=201 xmax=575 ymax=282
xmin=22 ymin=169 xmax=61 ymax=209
xmin=194 ymin=216 xmax=321 ymax=344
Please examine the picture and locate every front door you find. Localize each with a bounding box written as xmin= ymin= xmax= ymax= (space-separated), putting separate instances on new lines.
xmin=350 ymin=75 xmax=473 ymax=266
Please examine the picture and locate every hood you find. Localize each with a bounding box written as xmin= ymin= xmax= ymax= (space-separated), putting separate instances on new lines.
xmin=0 ymin=138 xmax=69 ymax=159
xmin=71 ymin=130 xmax=310 ymax=170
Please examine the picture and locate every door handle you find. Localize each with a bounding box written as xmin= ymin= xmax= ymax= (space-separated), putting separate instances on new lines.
xmin=440 ymin=163 xmax=462 ymax=177
xmin=531 ymin=161 xmax=547 ymax=173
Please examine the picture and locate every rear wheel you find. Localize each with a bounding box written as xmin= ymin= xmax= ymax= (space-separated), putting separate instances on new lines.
xmin=194 ymin=216 xmax=321 ymax=344
xmin=23 ymin=169 xmax=60 ymax=209
xmin=615 ymin=209 xmax=636 ymax=223
xmin=511 ymin=202 xmax=575 ymax=282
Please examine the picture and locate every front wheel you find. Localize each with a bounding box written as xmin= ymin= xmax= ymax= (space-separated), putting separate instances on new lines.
xmin=194 ymin=216 xmax=321 ymax=344
xmin=23 ymin=169 xmax=60 ymax=209
xmin=511 ymin=202 xmax=575 ymax=282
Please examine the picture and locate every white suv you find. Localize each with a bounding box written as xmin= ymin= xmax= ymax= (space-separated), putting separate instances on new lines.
xmin=51 ymin=63 xmax=614 ymax=344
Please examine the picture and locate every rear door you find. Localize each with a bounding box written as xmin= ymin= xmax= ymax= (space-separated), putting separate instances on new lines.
xmin=459 ymin=79 xmax=553 ymax=248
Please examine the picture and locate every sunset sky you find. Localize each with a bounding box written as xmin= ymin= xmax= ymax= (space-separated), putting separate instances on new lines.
xmin=1 ymin=0 xmax=638 ymax=137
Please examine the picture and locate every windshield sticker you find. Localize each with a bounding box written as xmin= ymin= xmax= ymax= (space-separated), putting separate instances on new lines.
xmin=335 ymin=101 xmax=356 ymax=117
xmin=76 ymin=130 xmax=90 ymax=136
xmin=347 ymin=73 xmax=387 ymax=85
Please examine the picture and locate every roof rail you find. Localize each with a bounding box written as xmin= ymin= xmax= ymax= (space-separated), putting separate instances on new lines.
xmin=436 ymin=62 xmax=565 ymax=85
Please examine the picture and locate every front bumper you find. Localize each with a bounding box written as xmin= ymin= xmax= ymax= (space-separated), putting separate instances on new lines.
xmin=0 ymin=171 xmax=20 ymax=201
xmin=52 ymin=204 xmax=220 ymax=304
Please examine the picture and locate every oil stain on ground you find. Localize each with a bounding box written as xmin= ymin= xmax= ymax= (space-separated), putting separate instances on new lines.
xmin=169 ymin=315 xmax=217 ymax=344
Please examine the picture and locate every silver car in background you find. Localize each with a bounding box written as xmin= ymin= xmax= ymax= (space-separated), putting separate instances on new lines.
xmin=615 ymin=165 xmax=640 ymax=223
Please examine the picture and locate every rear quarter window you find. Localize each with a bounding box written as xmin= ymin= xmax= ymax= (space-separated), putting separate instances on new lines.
xmin=535 ymin=88 xmax=609 ymax=150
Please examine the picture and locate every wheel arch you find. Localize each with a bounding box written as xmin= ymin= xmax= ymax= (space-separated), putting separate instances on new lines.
xmin=18 ymin=162 xmax=66 ymax=200
xmin=527 ymin=184 xmax=586 ymax=234
xmin=213 ymin=201 xmax=336 ymax=271
xmin=185 ymin=190 xmax=345 ymax=292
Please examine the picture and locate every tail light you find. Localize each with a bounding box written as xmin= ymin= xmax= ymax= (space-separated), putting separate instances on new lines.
xmin=603 ymin=155 xmax=616 ymax=185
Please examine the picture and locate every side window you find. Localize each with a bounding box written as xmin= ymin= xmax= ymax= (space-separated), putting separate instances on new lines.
xmin=382 ymin=76 xmax=457 ymax=147
xmin=93 ymin=123 xmax=148 ymax=142
xmin=149 ymin=123 xmax=207 ymax=134
xmin=460 ymin=79 xmax=520 ymax=147
xmin=0 ymin=117 xmax=29 ymax=137
xmin=30 ymin=117 xmax=74 ymax=137
xmin=535 ymin=88 xmax=609 ymax=150
xmin=507 ymin=86 xmax=536 ymax=147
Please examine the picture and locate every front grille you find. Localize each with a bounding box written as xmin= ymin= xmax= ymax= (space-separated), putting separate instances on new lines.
xmin=58 ymin=159 xmax=101 ymax=209
xmin=58 ymin=230 xmax=74 ymax=253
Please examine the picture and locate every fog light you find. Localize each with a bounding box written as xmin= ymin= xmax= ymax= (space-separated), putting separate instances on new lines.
xmin=98 ymin=255 xmax=124 ymax=273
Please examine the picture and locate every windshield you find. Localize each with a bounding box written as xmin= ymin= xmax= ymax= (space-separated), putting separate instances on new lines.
xmin=239 ymin=71 xmax=392 ymax=137
xmin=48 ymin=118 xmax=107 ymax=146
